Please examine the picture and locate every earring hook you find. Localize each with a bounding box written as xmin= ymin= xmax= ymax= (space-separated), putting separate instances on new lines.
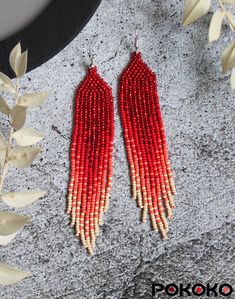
xmin=134 ymin=36 xmax=139 ymax=51
xmin=90 ymin=55 xmax=95 ymax=68
xmin=88 ymin=34 xmax=98 ymax=67
xmin=134 ymin=29 xmax=139 ymax=52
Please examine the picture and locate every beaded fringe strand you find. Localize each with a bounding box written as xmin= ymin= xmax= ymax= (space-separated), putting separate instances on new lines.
xmin=119 ymin=52 xmax=176 ymax=239
xmin=67 ymin=67 xmax=114 ymax=254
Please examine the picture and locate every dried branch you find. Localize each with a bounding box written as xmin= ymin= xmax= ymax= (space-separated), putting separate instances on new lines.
xmin=0 ymin=42 xmax=48 ymax=285
xmin=182 ymin=0 xmax=235 ymax=89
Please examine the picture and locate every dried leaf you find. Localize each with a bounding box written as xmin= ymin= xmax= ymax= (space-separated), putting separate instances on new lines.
xmin=0 ymin=263 xmax=31 ymax=285
xmin=0 ymin=148 xmax=6 ymax=168
xmin=8 ymin=146 xmax=40 ymax=168
xmin=15 ymin=51 xmax=28 ymax=77
xmin=231 ymin=68 xmax=235 ymax=89
xmin=0 ymin=96 xmax=11 ymax=115
xmin=0 ymin=132 xmax=6 ymax=149
xmin=182 ymin=0 xmax=211 ymax=26
xmin=209 ymin=10 xmax=224 ymax=42
xmin=0 ymin=72 xmax=15 ymax=93
xmin=0 ymin=134 xmax=7 ymax=166
xmin=0 ymin=233 xmax=17 ymax=245
xmin=9 ymin=42 xmax=21 ymax=75
xmin=2 ymin=191 xmax=46 ymax=208
xmin=227 ymin=11 xmax=235 ymax=30
xmin=221 ymin=42 xmax=235 ymax=72
xmin=13 ymin=128 xmax=43 ymax=146
xmin=19 ymin=92 xmax=49 ymax=108
xmin=11 ymin=105 xmax=27 ymax=130
xmin=0 ymin=211 xmax=30 ymax=236
xmin=223 ymin=0 xmax=235 ymax=5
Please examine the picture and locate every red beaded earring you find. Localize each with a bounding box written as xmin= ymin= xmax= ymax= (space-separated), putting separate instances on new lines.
xmin=119 ymin=36 xmax=176 ymax=239
xmin=67 ymin=56 xmax=114 ymax=255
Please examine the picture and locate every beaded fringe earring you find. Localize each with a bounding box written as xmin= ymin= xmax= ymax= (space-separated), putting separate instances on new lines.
xmin=67 ymin=56 xmax=114 ymax=254
xmin=119 ymin=37 xmax=176 ymax=239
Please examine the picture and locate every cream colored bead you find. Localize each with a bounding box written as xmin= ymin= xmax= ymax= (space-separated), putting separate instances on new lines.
xmin=104 ymin=195 xmax=110 ymax=212
xmin=167 ymin=192 xmax=174 ymax=207
xmin=158 ymin=222 xmax=167 ymax=239
xmin=170 ymin=178 xmax=177 ymax=195
xmin=70 ymin=208 xmax=76 ymax=227
xmin=76 ymin=220 xmax=80 ymax=236
xmin=142 ymin=206 xmax=148 ymax=223
xmin=150 ymin=213 xmax=158 ymax=231
xmin=160 ymin=213 xmax=169 ymax=232
xmin=137 ymin=190 xmax=143 ymax=208
xmin=91 ymin=230 xmax=96 ymax=249
xmin=95 ymin=222 xmax=99 ymax=236
xmin=132 ymin=183 xmax=137 ymax=200
xmin=165 ymin=201 xmax=173 ymax=219
xmin=80 ymin=231 xmax=87 ymax=248
xmin=86 ymin=239 xmax=94 ymax=255
xmin=99 ymin=213 xmax=103 ymax=225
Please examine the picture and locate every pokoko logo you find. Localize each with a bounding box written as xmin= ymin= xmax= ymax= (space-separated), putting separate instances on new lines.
xmin=152 ymin=283 xmax=233 ymax=297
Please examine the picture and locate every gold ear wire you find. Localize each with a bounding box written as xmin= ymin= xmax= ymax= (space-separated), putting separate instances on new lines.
xmin=89 ymin=55 xmax=95 ymax=68
xmin=88 ymin=34 xmax=98 ymax=67
xmin=134 ymin=35 xmax=139 ymax=51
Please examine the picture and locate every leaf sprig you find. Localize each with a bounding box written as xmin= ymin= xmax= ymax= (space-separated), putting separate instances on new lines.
xmin=182 ymin=0 xmax=235 ymax=89
xmin=0 ymin=42 xmax=48 ymax=285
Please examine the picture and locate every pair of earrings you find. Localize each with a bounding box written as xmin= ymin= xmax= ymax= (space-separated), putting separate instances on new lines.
xmin=67 ymin=37 xmax=176 ymax=255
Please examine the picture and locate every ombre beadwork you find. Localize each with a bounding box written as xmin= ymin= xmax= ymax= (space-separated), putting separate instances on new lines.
xmin=67 ymin=67 xmax=114 ymax=254
xmin=119 ymin=52 xmax=176 ymax=239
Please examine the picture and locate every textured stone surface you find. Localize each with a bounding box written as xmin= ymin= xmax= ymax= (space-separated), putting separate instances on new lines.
xmin=0 ymin=0 xmax=234 ymax=298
